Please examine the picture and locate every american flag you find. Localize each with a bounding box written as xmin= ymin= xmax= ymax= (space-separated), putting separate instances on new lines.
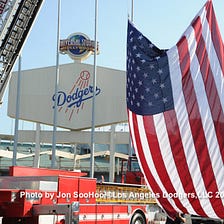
xmin=127 ymin=0 xmax=224 ymax=219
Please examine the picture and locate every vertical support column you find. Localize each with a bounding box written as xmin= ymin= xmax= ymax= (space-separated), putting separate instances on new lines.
xmin=73 ymin=144 xmax=77 ymax=170
xmin=52 ymin=0 xmax=61 ymax=168
xmin=13 ymin=55 xmax=22 ymax=166
xmin=33 ymin=122 xmax=41 ymax=168
xmin=109 ymin=124 xmax=116 ymax=182
xmin=90 ymin=0 xmax=98 ymax=178
xmin=116 ymin=157 xmax=120 ymax=176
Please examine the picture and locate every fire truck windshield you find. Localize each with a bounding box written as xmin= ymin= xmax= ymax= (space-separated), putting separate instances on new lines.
xmin=130 ymin=160 xmax=140 ymax=172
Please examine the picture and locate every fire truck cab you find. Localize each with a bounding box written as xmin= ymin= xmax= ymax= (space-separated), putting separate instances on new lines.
xmin=121 ymin=155 xmax=145 ymax=185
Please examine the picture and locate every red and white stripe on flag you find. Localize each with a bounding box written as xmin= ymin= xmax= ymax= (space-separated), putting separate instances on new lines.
xmin=128 ymin=0 xmax=224 ymax=219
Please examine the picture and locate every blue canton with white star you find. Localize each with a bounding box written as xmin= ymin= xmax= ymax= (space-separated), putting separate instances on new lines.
xmin=126 ymin=20 xmax=174 ymax=115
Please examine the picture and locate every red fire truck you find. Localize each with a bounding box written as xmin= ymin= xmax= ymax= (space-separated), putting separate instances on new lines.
xmin=0 ymin=166 xmax=166 ymax=224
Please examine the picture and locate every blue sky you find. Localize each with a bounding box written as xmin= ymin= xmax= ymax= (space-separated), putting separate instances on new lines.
xmin=0 ymin=0 xmax=224 ymax=134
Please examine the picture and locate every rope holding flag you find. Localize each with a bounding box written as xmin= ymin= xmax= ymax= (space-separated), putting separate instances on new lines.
xmin=127 ymin=0 xmax=224 ymax=219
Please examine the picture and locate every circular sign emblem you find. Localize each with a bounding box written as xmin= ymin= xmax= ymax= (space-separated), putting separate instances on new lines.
xmin=60 ymin=33 xmax=98 ymax=61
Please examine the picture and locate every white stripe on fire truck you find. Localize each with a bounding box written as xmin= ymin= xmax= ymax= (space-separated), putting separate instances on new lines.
xmin=79 ymin=213 xmax=131 ymax=221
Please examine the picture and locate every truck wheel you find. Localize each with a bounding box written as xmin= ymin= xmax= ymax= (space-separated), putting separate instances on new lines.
xmin=131 ymin=212 xmax=146 ymax=224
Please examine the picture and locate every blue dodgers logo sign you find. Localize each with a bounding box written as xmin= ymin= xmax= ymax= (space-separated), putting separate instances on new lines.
xmin=52 ymin=70 xmax=101 ymax=120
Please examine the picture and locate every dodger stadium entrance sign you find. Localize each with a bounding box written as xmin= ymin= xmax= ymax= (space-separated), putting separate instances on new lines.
xmin=8 ymin=62 xmax=127 ymax=130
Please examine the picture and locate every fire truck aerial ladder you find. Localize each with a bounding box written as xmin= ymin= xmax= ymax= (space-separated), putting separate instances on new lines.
xmin=0 ymin=0 xmax=44 ymax=104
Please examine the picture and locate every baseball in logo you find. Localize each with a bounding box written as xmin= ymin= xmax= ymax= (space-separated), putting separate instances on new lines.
xmin=52 ymin=70 xmax=101 ymax=121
